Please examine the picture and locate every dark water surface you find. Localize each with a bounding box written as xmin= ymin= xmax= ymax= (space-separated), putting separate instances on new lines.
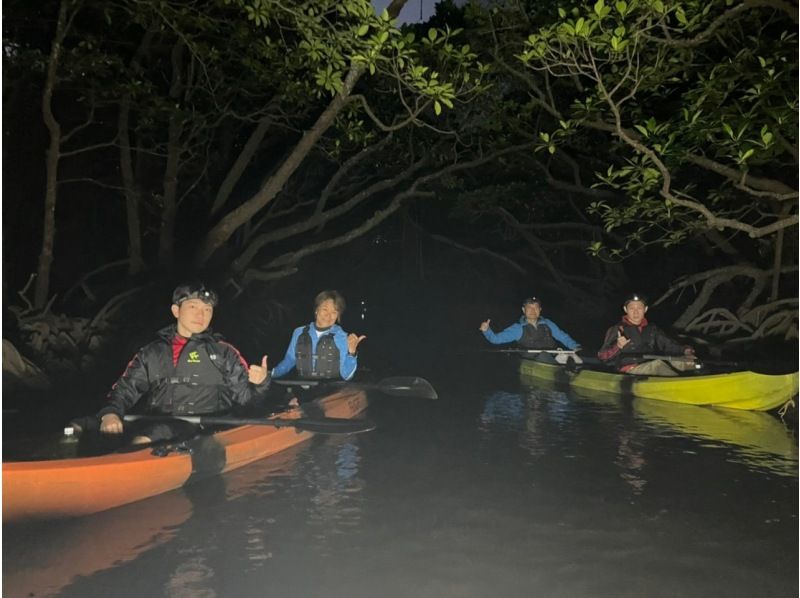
xmin=3 ymin=358 xmax=798 ymax=598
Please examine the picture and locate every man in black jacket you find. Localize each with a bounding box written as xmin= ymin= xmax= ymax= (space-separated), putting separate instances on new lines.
xmin=90 ymin=283 xmax=270 ymax=444
xmin=597 ymin=293 xmax=695 ymax=376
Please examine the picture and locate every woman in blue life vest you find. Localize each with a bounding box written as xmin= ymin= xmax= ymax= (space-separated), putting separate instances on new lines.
xmin=271 ymin=290 xmax=366 ymax=381
xmin=479 ymin=296 xmax=581 ymax=363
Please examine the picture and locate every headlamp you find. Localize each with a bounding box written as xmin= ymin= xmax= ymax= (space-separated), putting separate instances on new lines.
xmin=172 ymin=284 xmax=218 ymax=307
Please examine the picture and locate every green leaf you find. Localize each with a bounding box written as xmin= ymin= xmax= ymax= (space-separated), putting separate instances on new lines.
xmin=357 ymin=24 xmax=369 ymax=37
xmin=434 ymin=100 xmax=442 ymax=115
xmin=594 ymin=0 xmax=606 ymax=17
xmin=428 ymin=28 xmax=438 ymax=42
xmin=722 ymin=122 xmax=734 ymax=138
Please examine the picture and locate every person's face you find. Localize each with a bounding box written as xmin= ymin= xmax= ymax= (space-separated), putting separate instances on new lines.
xmin=522 ymin=302 xmax=542 ymax=321
xmin=624 ymin=301 xmax=647 ymax=325
xmin=315 ymin=299 xmax=339 ymax=329
xmin=171 ymin=298 xmax=213 ymax=337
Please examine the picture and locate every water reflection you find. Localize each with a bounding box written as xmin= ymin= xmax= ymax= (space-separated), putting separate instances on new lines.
xmin=2 ymin=490 xmax=192 ymax=598
xmin=304 ymin=436 xmax=366 ymax=556
xmin=633 ymin=398 xmax=797 ymax=477
xmin=479 ymin=389 xmax=576 ymax=431
xmin=522 ymin=376 xmax=798 ymax=478
xmin=164 ymin=556 xmax=216 ymax=598
xmin=615 ymin=429 xmax=647 ymax=495
xmin=478 ymin=391 xmax=526 ymax=431
xmin=478 ymin=389 xmax=581 ymax=461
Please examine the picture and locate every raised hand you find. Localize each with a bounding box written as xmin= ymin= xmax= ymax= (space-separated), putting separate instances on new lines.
xmin=347 ymin=334 xmax=366 ymax=355
xmin=249 ymin=355 xmax=269 ymax=384
xmin=479 ymin=319 xmax=491 ymax=332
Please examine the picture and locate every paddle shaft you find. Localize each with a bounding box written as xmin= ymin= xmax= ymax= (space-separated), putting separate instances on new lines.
xmin=273 ymin=376 xmax=438 ymax=400
xmin=122 ymin=414 xmax=374 ymax=434
xmin=479 ymin=349 xmax=577 ymax=354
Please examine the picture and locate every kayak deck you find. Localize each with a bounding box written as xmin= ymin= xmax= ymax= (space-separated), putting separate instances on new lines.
xmin=518 ymin=360 xmax=798 ymax=411
xmin=3 ymin=388 xmax=368 ymax=522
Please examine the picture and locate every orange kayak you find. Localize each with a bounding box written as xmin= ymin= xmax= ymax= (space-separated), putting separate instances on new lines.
xmin=3 ymin=387 xmax=368 ymax=522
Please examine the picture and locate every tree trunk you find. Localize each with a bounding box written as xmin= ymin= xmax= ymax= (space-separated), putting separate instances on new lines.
xmin=209 ymin=113 xmax=273 ymax=218
xmin=157 ymin=41 xmax=186 ymax=266
xmin=769 ymin=204 xmax=791 ymax=302
xmin=196 ymin=67 xmax=361 ymax=265
xmin=158 ymin=118 xmax=182 ymax=265
xmin=34 ymin=0 xmax=74 ymax=308
xmin=196 ymin=0 xmax=409 ymax=265
xmin=119 ymin=94 xmax=145 ymax=275
xmin=118 ymin=26 xmax=155 ymax=275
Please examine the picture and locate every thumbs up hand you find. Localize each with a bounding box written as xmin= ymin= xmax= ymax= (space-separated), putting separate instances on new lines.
xmin=249 ymin=355 xmax=269 ymax=385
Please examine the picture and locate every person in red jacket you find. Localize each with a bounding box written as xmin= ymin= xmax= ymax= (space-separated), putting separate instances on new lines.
xmin=76 ymin=283 xmax=270 ymax=444
xmin=598 ymin=293 xmax=695 ymax=376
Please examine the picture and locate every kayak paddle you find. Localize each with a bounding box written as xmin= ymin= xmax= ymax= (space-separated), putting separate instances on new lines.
xmin=123 ymin=414 xmax=375 ymax=435
xmin=273 ymin=376 xmax=439 ymax=400
xmin=476 ymin=349 xmax=579 ymax=354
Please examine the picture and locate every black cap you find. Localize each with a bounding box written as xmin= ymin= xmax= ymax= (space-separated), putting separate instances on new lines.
xmin=172 ymin=283 xmax=218 ymax=307
xmin=623 ymin=293 xmax=648 ymax=307
xmin=522 ymin=296 xmax=542 ymax=307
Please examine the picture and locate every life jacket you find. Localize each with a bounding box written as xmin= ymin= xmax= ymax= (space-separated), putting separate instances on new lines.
xmin=519 ymin=321 xmax=557 ymax=350
xmin=295 ymin=325 xmax=340 ymax=379
xmin=615 ymin=321 xmax=659 ymax=367
xmin=146 ymin=340 xmax=227 ymax=414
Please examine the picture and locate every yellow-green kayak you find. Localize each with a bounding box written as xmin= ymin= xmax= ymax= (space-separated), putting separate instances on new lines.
xmin=518 ymin=359 xmax=798 ymax=411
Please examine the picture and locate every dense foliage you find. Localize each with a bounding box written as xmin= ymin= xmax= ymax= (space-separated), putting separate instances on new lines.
xmin=3 ymin=0 xmax=797 ymax=351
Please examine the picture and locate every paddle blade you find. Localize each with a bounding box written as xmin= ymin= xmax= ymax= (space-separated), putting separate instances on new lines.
xmin=376 ymin=376 xmax=438 ymax=400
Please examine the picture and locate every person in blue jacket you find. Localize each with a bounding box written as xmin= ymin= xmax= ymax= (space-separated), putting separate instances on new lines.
xmin=479 ymin=296 xmax=580 ymax=362
xmin=272 ymin=290 xmax=366 ymax=381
